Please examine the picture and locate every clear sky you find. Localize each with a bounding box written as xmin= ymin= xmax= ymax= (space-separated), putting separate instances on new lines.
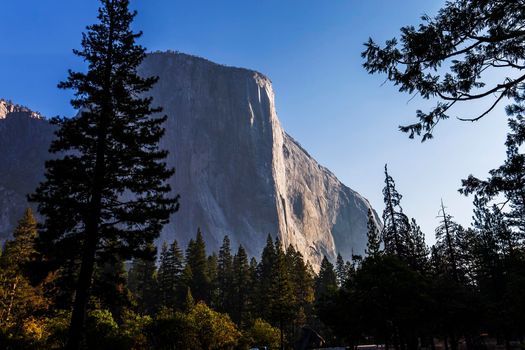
xmin=0 ymin=0 xmax=509 ymax=244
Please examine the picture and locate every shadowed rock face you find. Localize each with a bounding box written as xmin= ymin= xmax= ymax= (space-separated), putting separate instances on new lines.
xmin=0 ymin=100 xmax=54 ymax=237
xmin=0 ymin=52 xmax=376 ymax=268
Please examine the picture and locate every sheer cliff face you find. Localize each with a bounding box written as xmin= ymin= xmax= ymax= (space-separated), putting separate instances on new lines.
xmin=0 ymin=53 xmax=374 ymax=267
xmin=0 ymin=100 xmax=53 ymax=236
xmin=139 ymin=52 xmax=374 ymax=266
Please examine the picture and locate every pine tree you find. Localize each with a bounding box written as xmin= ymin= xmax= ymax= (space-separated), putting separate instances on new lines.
xmin=247 ymin=257 xmax=259 ymax=322
xmin=157 ymin=242 xmax=171 ymax=306
xmin=462 ymin=124 xmax=525 ymax=249
xmin=184 ymin=287 xmax=195 ymax=312
xmin=366 ymin=208 xmax=382 ymax=257
xmin=408 ymin=218 xmax=429 ymax=273
xmin=217 ymin=236 xmax=233 ymax=313
xmin=471 ymin=196 xmax=501 ymax=265
xmin=0 ymin=209 xmax=48 ymax=330
xmin=382 ymin=165 xmax=411 ymax=260
xmin=28 ymin=1 xmax=179 ymax=347
xmin=255 ymin=234 xmax=277 ymax=320
xmin=231 ymin=245 xmax=251 ymax=326
xmin=207 ymin=253 xmax=219 ymax=308
xmin=158 ymin=239 xmax=185 ymax=309
xmin=286 ymin=245 xmax=315 ymax=330
xmin=3 ymin=208 xmax=38 ymax=266
xmin=435 ymin=200 xmax=461 ymax=281
xmin=128 ymin=244 xmax=158 ymax=314
xmin=315 ymin=256 xmax=338 ymax=299
xmin=91 ymin=256 xmax=130 ymax=321
xmin=269 ymin=239 xmax=297 ymax=350
xmin=335 ymin=254 xmax=347 ymax=287
xmin=185 ymin=229 xmax=210 ymax=303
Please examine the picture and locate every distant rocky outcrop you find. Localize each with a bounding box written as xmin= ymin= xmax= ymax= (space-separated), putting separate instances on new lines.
xmin=0 ymin=99 xmax=54 ymax=237
xmin=0 ymin=99 xmax=43 ymax=120
xmin=0 ymin=53 xmax=377 ymax=268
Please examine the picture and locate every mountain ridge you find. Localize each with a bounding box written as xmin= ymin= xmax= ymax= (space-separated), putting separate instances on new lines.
xmin=0 ymin=51 xmax=377 ymax=268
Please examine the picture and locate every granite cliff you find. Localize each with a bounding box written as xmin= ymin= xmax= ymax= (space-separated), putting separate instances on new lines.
xmin=0 ymin=52 xmax=376 ymax=267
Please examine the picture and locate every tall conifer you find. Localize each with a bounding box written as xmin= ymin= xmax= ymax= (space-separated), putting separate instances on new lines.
xmin=231 ymin=245 xmax=251 ymax=326
xmin=29 ymin=1 xmax=178 ymax=347
xmin=366 ymin=208 xmax=382 ymax=257
xmin=217 ymin=236 xmax=233 ymax=313
xmin=382 ymin=165 xmax=411 ymax=259
xmin=158 ymin=239 xmax=184 ymax=309
xmin=185 ymin=229 xmax=210 ymax=303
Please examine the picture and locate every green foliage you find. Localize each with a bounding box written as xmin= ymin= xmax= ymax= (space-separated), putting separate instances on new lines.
xmin=158 ymin=240 xmax=185 ymax=310
xmin=243 ymin=318 xmax=281 ymax=350
xmin=188 ymin=302 xmax=241 ymax=350
xmin=230 ymin=245 xmax=252 ymax=326
xmin=185 ymin=229 xmax=211 ymax=303
xmin=0 ymin=209 xmax=49 ymax=337
xmin=286 ymin=245 xmax=315 ymax=327
xmin=365 ymin=208 xmax=381 ymax=258
xmin=217 ymin=236 xmax=233 ymax=313
xmin=146 ymin=302 xmax=240 ymax=350
xmin=254 ymin=234 xmax=276 ymax=321
xmin=85 ymin=309 xmax=119 ymax=350
xmin=42 ymin=310 xmax=71 ymax=350
xmin=128 ymin=244 xmax=159 ymax=314
xmin=118 ymin=309 xmax=152 ymax=350
xmin=315 ymin=256 xmax=337 ymax=299
xmin=147 ymin=308 xmax=199 ymax=350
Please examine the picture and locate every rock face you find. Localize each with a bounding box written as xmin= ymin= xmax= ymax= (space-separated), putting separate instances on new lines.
xmin=0 ymin=99 xmax=54 ymax=237
xmin=0 ymin=52 xmax=376 ymax=267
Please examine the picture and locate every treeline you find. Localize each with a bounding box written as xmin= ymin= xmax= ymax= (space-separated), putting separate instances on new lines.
xmin=316 ymin=166 xmax=525 ymax=350
xmin=0 ymin=210 xmax=333 ymax=349
xmin=1 ymin=166 xmax=525 ymax=349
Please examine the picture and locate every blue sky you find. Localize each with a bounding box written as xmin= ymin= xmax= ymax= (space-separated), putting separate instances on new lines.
xmin=0 ymin=0 xmax=509 ymax=244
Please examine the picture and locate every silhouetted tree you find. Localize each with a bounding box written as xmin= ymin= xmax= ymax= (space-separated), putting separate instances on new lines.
xmin=366 ymin=208 xmax=382 ymax=257
xmin=408 ymin=218 xmax=429 ymax=273
xmin=231 ymin=245 xmax=251 ymax=326
xmin=382 ymin=165 xmax=411 ymax=260
xmin=217 ymin=236 xmax=233 ymax=313
xmin=315 ymin=256 xmax=337 ymax=300
xmin=434 ymin=201 xmax=462 ymax=281
xmin=158 ymin=240 xmax=185 ymax=309
xmin=185 ymin=229 xmax=210 ymax=303
xmin=255 ymin=234 xmax=277 ymax=321
xmin=362 ymin=0 xmax=525 ymax=141
xmin=29 ymin=1 xmax=178 ymax=347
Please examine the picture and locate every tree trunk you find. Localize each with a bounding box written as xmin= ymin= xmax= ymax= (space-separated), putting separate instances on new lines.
xmin=66 ymin=106 xmax=108 ymax=350
xmin=65 ymin=223 xmax=99 ymax=350
xmin=5 ymin=276 xmax=19 ymax=324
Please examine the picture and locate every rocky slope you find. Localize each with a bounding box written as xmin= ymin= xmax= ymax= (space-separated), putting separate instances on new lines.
xmin=0 ymin=52 xmax=377 ymax=267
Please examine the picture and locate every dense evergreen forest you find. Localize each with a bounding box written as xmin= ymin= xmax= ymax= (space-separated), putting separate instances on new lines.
xmin=1 ymin=0 xmax=525 ymax=349
xmin=2 ymin=164 xmax=525 ymax=349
